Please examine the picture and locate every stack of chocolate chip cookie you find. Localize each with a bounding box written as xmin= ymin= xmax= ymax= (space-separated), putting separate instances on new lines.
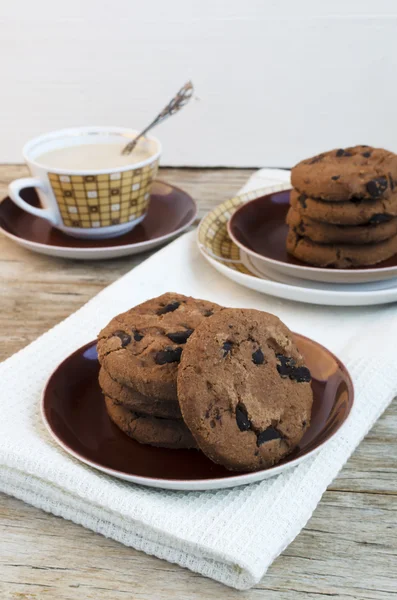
xmin=97 ymin=293 xmax=221 ymax=449
xmin=286 ymin=145 xmax=397 ymax=268
xmin=97 ymin=294 xmax=314 ymax=472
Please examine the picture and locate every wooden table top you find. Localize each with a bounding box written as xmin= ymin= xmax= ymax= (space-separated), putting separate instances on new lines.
xmin=0 ymin=165 xmax=396 ymax=600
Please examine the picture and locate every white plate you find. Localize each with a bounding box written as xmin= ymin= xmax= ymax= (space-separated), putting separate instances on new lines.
xmin=203 ymin=248 xmax=397 ymax=306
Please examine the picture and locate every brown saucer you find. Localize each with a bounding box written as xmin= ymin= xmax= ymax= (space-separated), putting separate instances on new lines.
xmin=0 ymin=180 xmax=197 ymax=260
xmin=41 ymin=335 xmax=354 ymax=491
xmin=228 ymin=190 xmax=397 ymax=283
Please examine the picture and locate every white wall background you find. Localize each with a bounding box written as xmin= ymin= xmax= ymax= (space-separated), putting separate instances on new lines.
xmin=1 ymin=1 xmax=397 ymax=167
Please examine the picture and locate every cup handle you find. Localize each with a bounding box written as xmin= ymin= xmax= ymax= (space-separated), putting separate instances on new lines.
xmin=8 ymin=177 xmax=59 ymax=225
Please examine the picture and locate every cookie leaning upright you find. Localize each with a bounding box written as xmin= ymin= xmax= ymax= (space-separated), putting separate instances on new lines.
xmin=97 ymin=293 xmax=222 ymax=402
xmin=291 ymin=146 xmax=397 ymax=201
xmin=177 ymin=308 xmax=313 ymax=472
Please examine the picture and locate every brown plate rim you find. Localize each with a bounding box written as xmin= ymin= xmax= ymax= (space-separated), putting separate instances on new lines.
xmin=41 ymin=336 xmax=354 ymax=489
xmin=228 ymin=190 xmax=397 ymax=275
xmin=0 ymin=180 xmax=197 ymax=252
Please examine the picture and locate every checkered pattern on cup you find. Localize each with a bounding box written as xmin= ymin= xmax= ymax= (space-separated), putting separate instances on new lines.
xmin=49 ymin=160 xmax=159 ymax=228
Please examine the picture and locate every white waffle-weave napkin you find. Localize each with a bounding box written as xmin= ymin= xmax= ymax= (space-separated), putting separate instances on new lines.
xmin=1 ymin=169 xmax=396 ymax=590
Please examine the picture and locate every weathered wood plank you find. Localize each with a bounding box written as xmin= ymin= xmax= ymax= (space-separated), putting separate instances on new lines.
xmin=0 ymin=486 xmax=396 ymax=600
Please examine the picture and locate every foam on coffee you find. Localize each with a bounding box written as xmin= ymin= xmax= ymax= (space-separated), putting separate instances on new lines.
xmin=37 ymin=138 xmax=156 ymax=170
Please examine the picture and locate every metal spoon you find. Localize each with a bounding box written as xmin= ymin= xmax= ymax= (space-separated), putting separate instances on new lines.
xmin=122 ymin=81 xmax=194 ymax=155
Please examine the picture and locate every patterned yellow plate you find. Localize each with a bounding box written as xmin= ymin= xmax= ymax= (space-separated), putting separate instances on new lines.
xmin=198 ymin=182 xmax=290 ymax=275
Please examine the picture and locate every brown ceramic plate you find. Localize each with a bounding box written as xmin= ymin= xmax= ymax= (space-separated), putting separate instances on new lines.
xmin=41 ymin=335 xmax=354 ymax=491
xmin=228 ymin=190 xmax=397 ymax=284
xmin=0 ymin=180 xmax=197 ymax=260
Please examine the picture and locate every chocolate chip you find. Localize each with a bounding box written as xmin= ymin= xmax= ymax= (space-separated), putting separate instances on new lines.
xmin=389 ymin=173 xmax=395 ymax=191
xmin=299 ymin=194 xmax=307 ymax=208
xmin=133 ymin=331 xmax=144 ymax=342
xmin=302 ymin=420 xmax=307 ymax=427
xmin=203 ymin=310 xmax=213 ymax=317
xmin=276 ymin=354 xmax=311 ymax=383
xmin=361 ymin=145 xmax=369 ymax=148
xmin=154 ymin=347 xmax=182 ymax=365
xmin=210 ymin=419 xmax=216 ymax=429
xmin=291 ymin=366 xmax=311 ymax=382
xmin=157 ymin=301 xmax=180 ymax=315
xmin=362 ymin=151 xmax=371 ymax=158
xmin=222 ymin=341 xmax=233 ymax=357
xmin=236 ymin=404 xmax=251 ymax=431
xmin=368 ymin=213 xmax=393 ymax=225
xmin=257 ymin=427 xmax=283 ymax=446
xmin=366 ymin=176 xmax=388 ymax=198
xmin=308 ymin=153 xmax=324 ymax=164
xmin=113 ymin=331 xmax=131 ymax=347
xmin=335 ymin=149 xmax=353 ymax=158
xmin=331 ymin=175 xmax=340 ymax=181
xmin=277 ymin=354 xmax=295 ymax=370
xmin=350 ymin=197 xmax=363 ymax=204
xmin=252 ymin=348 xmax=265 ymax=365
xmin=167 ymin=329 xmax=194 ymax=344
xmin=298 ymin=223 xmax=306 ymax=233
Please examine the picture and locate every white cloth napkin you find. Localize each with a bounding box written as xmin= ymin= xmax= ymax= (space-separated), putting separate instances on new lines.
xmin=1 ymin=169 xmax=396 ymax=590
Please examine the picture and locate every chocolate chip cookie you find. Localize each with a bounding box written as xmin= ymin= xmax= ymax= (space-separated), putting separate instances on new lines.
xmin=287 ymin=206 xmax=397 ymax=245
xmin=97 ymin=293 xmax=222 ymax=402
xmin=99 ymin=367 xmax=182 ymax=419
xmin=291 ymin=146 xmax=397 ymax=201
xmin=177 ymin=308 xmax=313 ymax=472
xmin=287 ymin=229 xmax=397 ymax=268
xmin=104 ymin=396 xmax=197 ymax=449
xmin=130 ymin=294 xmax=219 ymax=320
xmin=290 ymin=189 xmax=397 ymax=225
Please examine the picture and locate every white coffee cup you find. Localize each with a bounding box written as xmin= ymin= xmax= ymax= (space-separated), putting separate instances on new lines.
xmin=8 ymin=126 xmax=162 ymax=239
